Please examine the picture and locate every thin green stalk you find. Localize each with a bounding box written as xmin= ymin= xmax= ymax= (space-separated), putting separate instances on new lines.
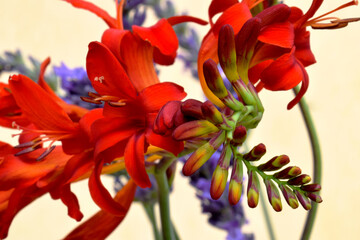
xmin=260 ymin=187 xmax=277 ymax=240
xmin=143 ymin=203 xmax=162 ymax=240
xmin=293 ymin=87 xmax=322 ymax=240
xmin=154 ymin=159 xmax=175 ymax=240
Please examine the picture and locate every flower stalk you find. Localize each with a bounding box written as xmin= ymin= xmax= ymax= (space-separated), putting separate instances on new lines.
xmin=293 ymin=86 xmax=322 ymax=240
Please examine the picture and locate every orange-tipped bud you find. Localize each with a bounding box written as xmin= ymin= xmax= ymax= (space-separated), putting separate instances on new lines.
xmin=210 ymin=165 xmax=229 ymax=200
xmin=201 ymin=101 xmax=223 ymax=125
xmin=264 ymin=179 xmax=282 ymax=212
xmin=228 ymin=158 xmax=243 ymax=205
xmin=258 ymin=155 xmax=290 ymax=171
xmin=273 ymin=166 xmax=302 ymax=179
xmin=301 ymin=184 xmax=321 ymax=192
xmin=218 ymin=24 xmax=239 ymax=82
xmin=181 ymin=99 xmax=204 ymax=120
xmin=279 ymin=185 xmax=299 ymax=209
xmin=228 ymin=180 xmax=242 ymax=205
xmin=287 ymin=174 xmax=311 ymax=185
xmin=182 ymin=131 xmax=225 ymax=176
xmin=243 ymin=143 xmax=266 ymax=161
xmin=231 ymin=125 xmax=247 ymax=146
xmin=247 ymin=170 xmax=260 ymax=208
xmin=294 ymin=190 xmax=312 ymax=210
xmin=182 ymin=142 xmax=216 ymax=176
xmin=173 ymin=120 xmax=218 ymax=141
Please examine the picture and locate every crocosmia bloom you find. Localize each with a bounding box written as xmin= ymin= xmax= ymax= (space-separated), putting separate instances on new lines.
xmin=198 ymin=0 xmax=359 ymax=109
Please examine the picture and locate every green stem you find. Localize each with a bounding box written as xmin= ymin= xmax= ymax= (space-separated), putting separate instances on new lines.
xmin=259 ymin=189 xmax=277 ymax=240
xmin=293 ymin=87 xmax=322 ymax=240
xmin=154 ymin=159 xmax=175 ymax=240
xmin=143 ymin=203 xmax=162 ymax=240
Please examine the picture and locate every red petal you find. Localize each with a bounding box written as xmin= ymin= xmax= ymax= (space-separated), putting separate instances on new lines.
xmin=294 ymin=30 xmax=316 ymax=67
xmin=133 ymin=19 xmax=178 ymax=64
xmin=260 ymin=48 xmax=305 ymax=90
xmin=86 ymin=41 xmax=137 ymax=98
xmin=146 ymin=129 xmax=184 ymax=156
xmin=9 ymin=75 xmax=76 ymax=132
xmin=57 ymin=184 xmax=83 ymax=221
xmin=120 ymin=34 xmax=160 ymax=92
xmin=258 ymin=22 xmax=294 ymax=48
xmin=167 ymin=15 xmax=208 ymax=26
xmin=94 ymin=130 xmax=135 ymax=161
xmin=212 ymin=3 xmax=252 ymax=36
xmin=89 ymin=159 xmax=128 ymax=216
xmin=287 ymin=67 xmax=309 ymax=110
xmin=124 ymin=133 xmax=151 ymax=188
xmin=64 ymin=180 xmax=136 ymax=240
xmin=101 ymin=28 xmax=127 ymax=61
xmin=208 ymin=0 xmax=238 ymax=25
xmin=249 ymin=59 xmax=273 ymax=84
xmin=63 ymin=0 xmax=118 ymax=28
xmin=139 ymin=82 xmax=186 ymax=113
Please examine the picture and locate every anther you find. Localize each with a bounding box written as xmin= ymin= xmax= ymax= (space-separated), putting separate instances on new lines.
xmin=36 ymin=145 xmax=56 ymax=161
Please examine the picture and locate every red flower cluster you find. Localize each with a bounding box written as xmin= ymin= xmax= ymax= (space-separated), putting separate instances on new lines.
xmin=0 ymin=0 xmax=206 ymax=238
xmin=198 ymin=0 xmax=358 ymax=109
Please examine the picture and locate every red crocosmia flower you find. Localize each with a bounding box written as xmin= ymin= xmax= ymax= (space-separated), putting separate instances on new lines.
xmin=0 ymin=141 xmax=82 ymax=239
xmin=64 ymin=0 xmax=207 ymax=67
xmin=199 ymin=0 xmax=359 ymax=109
xmin=85 ymin=41 xmax=186 ymax=193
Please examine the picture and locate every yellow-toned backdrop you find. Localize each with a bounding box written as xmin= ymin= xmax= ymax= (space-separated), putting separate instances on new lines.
xmin=0 ymin=0 xmax=359 ymax=239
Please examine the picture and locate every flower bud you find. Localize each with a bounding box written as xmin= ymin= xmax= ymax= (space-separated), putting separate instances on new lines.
xmin=279 ymin=185 xmax=299 ymax=209
xmin=182 ymin=131 xmax=225 ymax=176
xmin=235 ymin=18 xmax=261 ymax=83
xmin=201 ymin=100 xmax=223 ymax=125
xmin=181 ymin=99 xmax=204 ymax=119
xmin=210 ymin=165 xmax=228 ymax=200
xmin=203 ymin=59 xmax=245 ymax=111
xmin=154 ymin=101 xmax=182 ymax=135
xmin=287 ymin=174 xmax=311 ymax=185
xmin=247 ymin=170 xmax=260 ymax=208
xmin=264 ymin=179 xmax=282 ymax=212
xmin=228 ymin=158 xmax=243 ymax=205
xmin=294 ymin=190 xmax=312 ymax=210
xmin=173 ymin=120 xmax=219 ymax=141
xmin=218 ymin=24 xmax=239 ymax=82
xmin=305 ymin=192 xmax=323 ymax=203
xmin=273 ymin=166 xmax=302 ymax=179
xmin=243 ymin=143 xmax=266 ymax=161
xmin=258 ymin=155 xmax=290 ymax=171
xmin=301 ymin=184 xmax=321 ymax=192
xmin=231 ymin=79 xmax=257 ymax=107
xmin=231 ymin=125 xmax=247 ymax=146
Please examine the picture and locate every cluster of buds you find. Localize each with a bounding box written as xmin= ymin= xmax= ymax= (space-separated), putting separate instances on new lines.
xmin=153 ymin=23 xmax=321 ymax=211
xmin=239 ymin=144 xmax=322 ymax=211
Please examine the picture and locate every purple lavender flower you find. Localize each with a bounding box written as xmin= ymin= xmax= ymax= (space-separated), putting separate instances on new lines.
xmin=182 ymin=149 xmax=253 ymax=240
xmin=53 ymin=62 xmax=100 ymax=109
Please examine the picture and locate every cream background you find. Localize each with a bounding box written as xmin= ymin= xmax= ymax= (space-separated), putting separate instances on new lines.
xmin=0 ymin=0 xmax=359 ymax=239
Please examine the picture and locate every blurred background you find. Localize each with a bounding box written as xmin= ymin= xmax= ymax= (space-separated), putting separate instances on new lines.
xmin=0 ymin=0 xmax=359 ymax=239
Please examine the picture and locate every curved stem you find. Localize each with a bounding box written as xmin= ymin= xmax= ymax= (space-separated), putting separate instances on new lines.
xmin=293 ymin=87 xmax=322 ymax=240
xmin=154 ymin=158 xmax=175 ymax=240
xmin=143 ymin=203 xmax=162 ymax=240
xmin=260 ymin=187 xmax=277 ymax=240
